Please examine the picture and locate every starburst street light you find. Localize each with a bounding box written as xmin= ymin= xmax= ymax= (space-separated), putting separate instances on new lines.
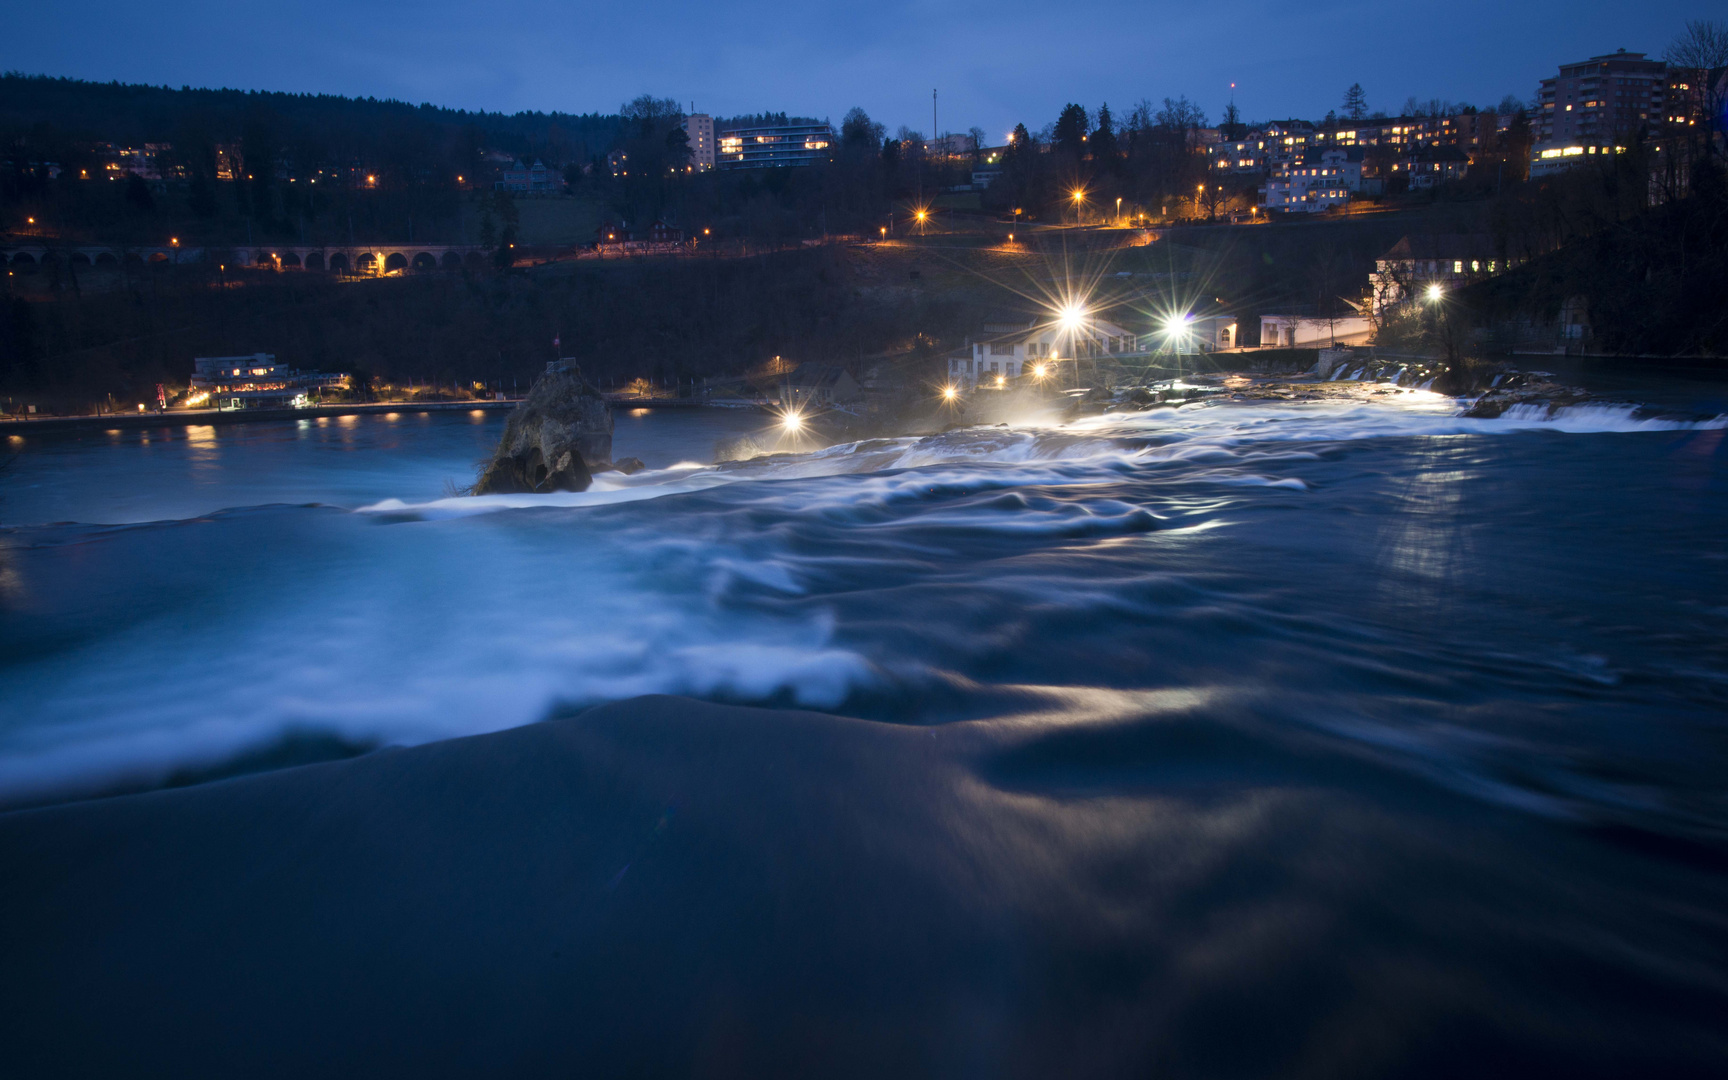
xmin=1032 ymin=363 xmax=1048 ymax=378
xmin=1426 ymin=283 xmax=1444 ymax=302
xmin=1059 ymin=303 xmax=1086 ymax=330
xmin=941 ymin=385 xmax=958 ymax=401
xmin=781 ymin=409 xmax=804 ymax=432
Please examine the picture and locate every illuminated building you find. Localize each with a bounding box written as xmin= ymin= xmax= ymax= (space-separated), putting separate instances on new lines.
xmin=682 ymin=113 xmax=716 ymax=171
xmin=1260 ymin=147 xmax=1365 ymax=212
xmin=1537 ymin=48 xmax=1667 ymax=145
xmin=946 ymin=312 xmax=1140 ymax=388
xmin=716 ymin=123 xmax=834 ymax=169
xmin=1368 ymin=235 xmax=1518 ymax=314
xmin=190 ymin=354 xmax=350 ymax=409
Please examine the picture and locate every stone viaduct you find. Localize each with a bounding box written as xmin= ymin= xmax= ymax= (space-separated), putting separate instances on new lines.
xmin=1 ymin=243 xmax=492 ymax=273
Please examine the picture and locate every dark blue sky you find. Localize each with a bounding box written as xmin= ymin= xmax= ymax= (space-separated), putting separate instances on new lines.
xmin=6 ymin=1 xmax=1712 ymax=137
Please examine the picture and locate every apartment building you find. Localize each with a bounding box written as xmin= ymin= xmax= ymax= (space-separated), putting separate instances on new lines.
xmin=682 ymin=114 xmax=716 ymax=171
xmin=717 ymin=123 xmax=834 ymax=169
xmin=1260 ymin=147 xmax=1365 ymax=212
xmin=1536 ymin=48 xmax=1667 ymax=144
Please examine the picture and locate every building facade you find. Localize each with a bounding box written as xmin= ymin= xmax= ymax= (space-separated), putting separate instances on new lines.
xmin=1537 ymin=49 xmax=1667 ymax=145
xmin=683 ymin=114 xmax=716 ymax=171
xmin=1367 ymin=235 xmax=1516 ymax=313
xmin=190 ymin=354 xmax=350 ymax=409
xmin=717 ymin=124 xmax=834 ymax=169
xmin=496 ymin=159 xmax=556 ymax=192
xmin=1261 ymin=148 xmax=1364 ymax=212
xmin=947 ymin=317 xmax=1140 ymax=387
xmin=1258 ymin=315 xmax=1372 ymax=348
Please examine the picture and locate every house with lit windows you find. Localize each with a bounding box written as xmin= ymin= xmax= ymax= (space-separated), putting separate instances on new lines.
xmin=946 ymin=313 xmax=1141 ymax=388
xmin=1367 ymin=235 xmax=1518 ymax=314
xmin=1260 ymin=147 xmax=1364 ymax=212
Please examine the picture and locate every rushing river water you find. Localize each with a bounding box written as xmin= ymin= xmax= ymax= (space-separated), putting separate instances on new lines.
xmin=4 ymin=388 xmax=1728 ymax=1071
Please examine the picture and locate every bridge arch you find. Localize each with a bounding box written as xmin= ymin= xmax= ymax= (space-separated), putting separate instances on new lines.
xmin=10 ymin=252 xmax=36 ymax=268
xmin=149 ymin=252 xmax=169 ymax=263
xmin=464 ymin=251 xmax=486 ymax=268
xmin=280 ymin=252 xmax=301 ymax=267
xmin=384 ymin=252 xmax=408 ymax=272
xmin=411 ymin=252 xmax=436 ymax=270
xmin=123 ymin=252 xmax=144 ymax=266
xmin=356 ymin=253 xmax=376 ymax=272
xmin=95 ymin=252 xmax=118 ymax=265
xmin=441 ymin=251 xmax=462 ymax=268
xmin=71 ymin=252 xmax=92 ymax=266
xmin=329 ymin=252 xmax=349 ymax=273
xmin=304 ymin=251 xmax=324 ymax=270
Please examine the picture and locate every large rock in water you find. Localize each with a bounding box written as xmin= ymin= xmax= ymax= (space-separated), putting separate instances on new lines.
xmin=473 ymin=364 xmax=613 ymax=494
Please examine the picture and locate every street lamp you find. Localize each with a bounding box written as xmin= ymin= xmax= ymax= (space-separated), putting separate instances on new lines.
xmin=1116 ymin=196 xmax=1122 ymax=224
xmin=1426 ymin=283 xmax=1443 ymax=302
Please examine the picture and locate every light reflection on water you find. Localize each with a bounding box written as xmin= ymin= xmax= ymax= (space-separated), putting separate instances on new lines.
xmin=0 ymin=408 xmax=767 ymax=526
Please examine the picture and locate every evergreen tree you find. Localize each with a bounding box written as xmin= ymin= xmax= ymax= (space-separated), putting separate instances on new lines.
xmin=1054 ymin=104 xmax=1089 ymax=159
xmin=1343 ymin=83 xmax=1369 ymax=121
xmin=1090 ymin=103 xmax=1120 ymax=169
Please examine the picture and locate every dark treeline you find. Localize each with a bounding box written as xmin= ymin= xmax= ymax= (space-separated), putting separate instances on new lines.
xmin=1467 ymin=157 xmax=1728 ymax=355
xmin=0 ymin=247 xmax=986 ymax=409
xmin=0 ymin=74 xmax=624 ymax=246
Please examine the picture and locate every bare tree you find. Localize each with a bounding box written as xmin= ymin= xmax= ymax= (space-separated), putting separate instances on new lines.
xmin=1666 ymin=20 xmax=1728 ymax=158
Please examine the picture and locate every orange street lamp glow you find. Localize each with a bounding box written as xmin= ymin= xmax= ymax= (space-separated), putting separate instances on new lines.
xmin=1033 ymin=363 xmax=1048 ymax=378
xmin=995 ymin=375 xmax=1006 ymax=387
xmin=941 ymin=385 xmax=958 ymax=401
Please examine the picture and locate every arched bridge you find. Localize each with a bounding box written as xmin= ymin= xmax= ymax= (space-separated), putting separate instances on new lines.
xmin=2 ymin=243 xmax=492 ymax=273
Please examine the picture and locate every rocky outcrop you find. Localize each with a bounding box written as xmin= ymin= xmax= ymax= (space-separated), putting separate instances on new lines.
xmin=473 ymin=364 xmax=613 ymax=494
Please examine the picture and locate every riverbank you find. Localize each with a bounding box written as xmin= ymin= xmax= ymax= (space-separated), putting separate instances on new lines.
xmin=0 ymin=399 xmax=519 ymax=436
xmin=0 ymin=395 xmax=774 ymax=437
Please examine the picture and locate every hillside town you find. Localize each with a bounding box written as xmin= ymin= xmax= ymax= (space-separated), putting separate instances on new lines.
xmin=2 ymin=28 xmax=1726 ymax=419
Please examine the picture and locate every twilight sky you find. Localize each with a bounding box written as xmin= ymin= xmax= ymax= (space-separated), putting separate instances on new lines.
xmin=5 ymin=1 xmax=1714 ymax=136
